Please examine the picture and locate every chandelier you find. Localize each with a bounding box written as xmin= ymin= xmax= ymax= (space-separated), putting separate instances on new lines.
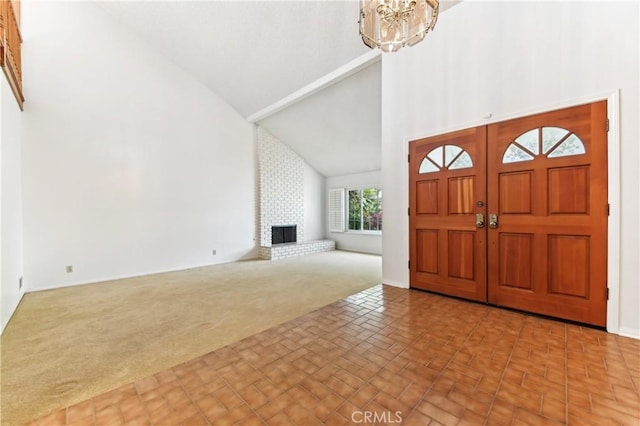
xmin=359 ymin=0 xmax=439 ymax=52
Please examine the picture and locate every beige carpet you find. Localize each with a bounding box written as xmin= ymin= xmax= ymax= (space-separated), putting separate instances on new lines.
xmin=0 ymin=250 xmax=381 ymax=425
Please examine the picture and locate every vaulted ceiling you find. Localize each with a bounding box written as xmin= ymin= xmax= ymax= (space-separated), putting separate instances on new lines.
xmin=99 ymin=1 xmax=458 ymax=177
xmin=259 ymin=60 xmax=381 ymax=177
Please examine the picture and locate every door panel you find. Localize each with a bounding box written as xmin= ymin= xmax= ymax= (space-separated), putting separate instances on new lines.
xmin=548 ymin=166 xmax=589 ymax=214
xmin=448 ymin=231 xmax=476 ymax=280
xmin=416 ymin=181 xmax=438 ymax=214
xmin=548 ymin=235 xmax=590 ymax=298
xmin=409 ymin=101 xmax=608 ymax=327
xmin=499 ymin=171 xmax=533 ymax=214
xmin=416 ymin=230 xmax=438 ymax=274
xmin=487 ymin=101 xmax=608 ymax=326
xmin=409 ymin=127 xmax=487 ymax=302
xmin=498 ymin=233 xmax=533 ymax=290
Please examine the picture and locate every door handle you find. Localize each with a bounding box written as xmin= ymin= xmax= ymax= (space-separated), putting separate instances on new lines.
xmin=489 ymin=214 xmax=498 ymax=229
xmin=475 ymin=213 xmax=485 ymax=228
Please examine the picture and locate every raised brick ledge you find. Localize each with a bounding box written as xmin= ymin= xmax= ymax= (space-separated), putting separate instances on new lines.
xmin=259 ymin=240 xmax=335 ymax=260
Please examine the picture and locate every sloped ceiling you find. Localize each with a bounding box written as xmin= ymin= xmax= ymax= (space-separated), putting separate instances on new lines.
xmin=99 ymin=1 xmax=458 ymax=177
xmin=98 ymin=1 xmax=369 ymax=119
xmin=259 ymin=61 xmax=381 ymax=177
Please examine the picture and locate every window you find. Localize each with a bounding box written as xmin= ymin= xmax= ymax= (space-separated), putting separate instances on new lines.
xmin=348 ymin=188 xmax=382 ymax=232
xmin=419 ymin=144 xmax=473 ymax=173
xmin=502 ymin=126 xmax=586 ymax=164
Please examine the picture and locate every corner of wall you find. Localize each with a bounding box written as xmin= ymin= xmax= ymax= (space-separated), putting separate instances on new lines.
xmin=1 ymin=290 xmax=25 ymax=335
xmin=1 ymin=74 xmax=25 ymax=334
xmin=303 ymin=161 xmax=326 ymax=241
xmin=382 ymin=279 xmax=409 ymax=289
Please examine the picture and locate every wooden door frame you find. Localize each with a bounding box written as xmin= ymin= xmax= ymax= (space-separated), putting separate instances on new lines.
xmin=403 ymin=90 xmax=621 ymax=334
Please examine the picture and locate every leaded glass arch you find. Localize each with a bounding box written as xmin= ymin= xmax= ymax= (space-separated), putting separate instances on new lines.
xmin=419 ymin=144 xmax=473 ymax=173
xmin=503 ymin=127 xmax=586 ymax=164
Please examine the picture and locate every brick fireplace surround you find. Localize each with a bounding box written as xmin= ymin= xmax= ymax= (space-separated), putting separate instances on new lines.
xmin=257 ymin=127 xmax=334 ymax=260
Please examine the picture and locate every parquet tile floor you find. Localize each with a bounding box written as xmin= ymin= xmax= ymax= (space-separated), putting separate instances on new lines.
xmin=29 ymin=285 xmax=639 ymax=425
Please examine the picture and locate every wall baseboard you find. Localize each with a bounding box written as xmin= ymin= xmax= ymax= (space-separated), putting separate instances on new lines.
xmin=1 ymin=290 xmax=25 ymax=335
xmin=27 ymin=257 xmax=254 ymax=294
xmin=382 ymin=279 xmax=409 ymax=289
xmin=336 ymin=248 xmax=382 ymax=256
xmin=618 ymin=327 xmax=640 ymax=340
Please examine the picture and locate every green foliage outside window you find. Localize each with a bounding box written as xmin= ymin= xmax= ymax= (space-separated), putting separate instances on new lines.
xmin=348 ymin=188 xmax=382 ymax=232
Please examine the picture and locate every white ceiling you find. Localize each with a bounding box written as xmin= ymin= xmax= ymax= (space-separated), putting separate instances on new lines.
xmin=99 ymin=1 xmax=369 ymax=119
xmin=259 ymin=60 xmax=381 ymax=177
xmin=99 ymin=1 xmax=458 ymax=177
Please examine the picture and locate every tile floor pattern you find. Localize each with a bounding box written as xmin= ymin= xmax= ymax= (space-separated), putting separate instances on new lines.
xmin=29 ymin=285 xmax=639 ymax=425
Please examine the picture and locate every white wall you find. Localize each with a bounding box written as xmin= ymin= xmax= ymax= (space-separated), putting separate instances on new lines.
xmin=304 ymin=163 xmax=325 ymax=241
xmin=326 ymin=170 xmax=382 ymax=255
xmin=1 ymin=76 xmax=24 ymax=333
xmin=21 ymin=2 xmax=257 ymax=291
xmin=381 ymin=1 xmax=639 ymax=336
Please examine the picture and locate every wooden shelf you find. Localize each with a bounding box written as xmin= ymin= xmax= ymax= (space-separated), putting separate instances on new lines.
xmin=0 ymin=0 xmax=24 ymax=109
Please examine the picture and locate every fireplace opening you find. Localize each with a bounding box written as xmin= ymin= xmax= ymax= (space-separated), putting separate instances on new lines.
xmin=272 ymin=225 xmax=297 ymax=245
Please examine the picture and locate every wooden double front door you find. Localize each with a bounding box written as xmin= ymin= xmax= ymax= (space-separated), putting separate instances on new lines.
xmin=409 ymin=102 xmax=608 ymax=326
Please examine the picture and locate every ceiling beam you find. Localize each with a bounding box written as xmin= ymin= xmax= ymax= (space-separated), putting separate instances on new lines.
xmin=247 ymin=49 xmax=381 ymax=123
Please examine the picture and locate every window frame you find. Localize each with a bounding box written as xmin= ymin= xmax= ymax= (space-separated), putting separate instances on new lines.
xmin=345 ymin=186 xmax=382 ymax=235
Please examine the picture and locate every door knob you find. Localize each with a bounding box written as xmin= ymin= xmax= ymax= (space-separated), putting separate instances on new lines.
xmin=475 ymin=213 xmax=485 ymax=228
xmin=489 ymin=214 xmax=499 ymax=229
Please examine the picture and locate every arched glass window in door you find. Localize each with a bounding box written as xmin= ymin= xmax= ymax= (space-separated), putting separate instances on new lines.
xmin=503 ymin=127 xmax=586 ymax=163
xmin=419 ymin=144 xmax=473 ymax=173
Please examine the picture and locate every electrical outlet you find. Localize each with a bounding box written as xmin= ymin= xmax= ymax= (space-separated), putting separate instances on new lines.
xmin=18 ymin=276 xmax=23 ymax=290
xmin=212 ymin=249 xmax=217 ymax=255
xmin=66 ymin=265 xmax=73 ymax=273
